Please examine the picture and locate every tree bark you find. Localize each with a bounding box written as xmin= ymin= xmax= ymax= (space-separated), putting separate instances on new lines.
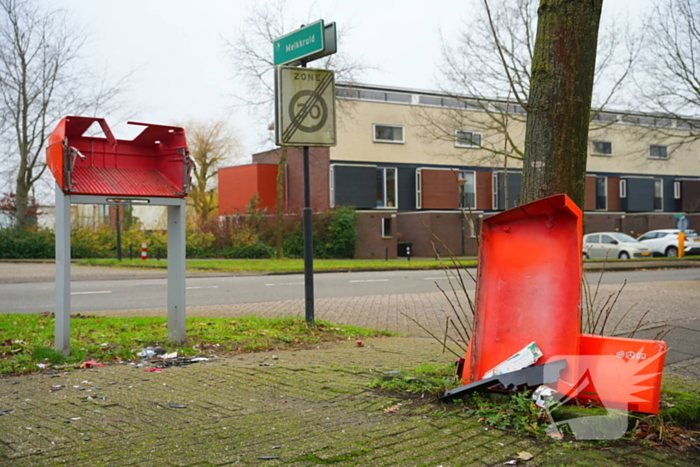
xmin=522 ymin=0 xmax=603 ymax=209
xmin=275 ymin=147 xmax=288 ymax=259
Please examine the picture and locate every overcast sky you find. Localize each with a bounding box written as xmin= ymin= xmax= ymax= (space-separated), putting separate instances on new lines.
xmin=52 ymin=0 xmax=652 ymax=159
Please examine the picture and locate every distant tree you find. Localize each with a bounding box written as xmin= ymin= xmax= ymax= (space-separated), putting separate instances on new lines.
xmin=0 ymin=0 xmax=123 ymax=229
xmin=225 ymin=0 xmax=368 ymax=258
xmin=184 ymin=119 xmax=243 ymax=225
xmin=0 ymin=191 xmax=40 ymax=226
xmin=639 ymin=0 xmax=700 ymax=137
xmin=521 ymin=0 xmax=603 ymax=208
xmin=415 ymin=0 xmax=637 ymax=166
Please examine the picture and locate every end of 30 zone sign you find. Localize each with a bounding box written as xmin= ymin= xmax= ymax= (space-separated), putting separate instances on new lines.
xmin=275 ymin=67 xmax=336 ymax=147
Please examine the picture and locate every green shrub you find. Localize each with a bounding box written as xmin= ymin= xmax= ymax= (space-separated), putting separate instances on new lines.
xmin=71 ymin=225 xmax=115 ymax=258
xmin=186 ymin=227 xmax=216 ymax=258
xmin=224 ymin=242 xmax=274 ymax=259
xmin=0 ymin=228 xmax=54 ymax=259
xmin=325 ymin=206 xmax=357 ymax=258
xmin=284 ymin=207 xmax=358 ymax=259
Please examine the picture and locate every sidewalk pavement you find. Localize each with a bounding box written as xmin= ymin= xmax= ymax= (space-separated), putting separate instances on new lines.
xmin=1 ymin=338 xmax=698 ymax=467
xmin=1 ymin=263 xmax=699 ymax=465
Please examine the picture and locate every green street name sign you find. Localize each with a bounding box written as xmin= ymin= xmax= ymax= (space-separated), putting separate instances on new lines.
xmin=273 ymin=20 xmax=325 ymax=66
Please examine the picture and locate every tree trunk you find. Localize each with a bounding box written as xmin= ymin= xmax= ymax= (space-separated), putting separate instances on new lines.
xmin=15 ymin=176 xmax=30 ymax=230
xmin=275 ymin=147 xmax=288 ymax=259
xmin=522 ymin=0 xmax=603 ymax=209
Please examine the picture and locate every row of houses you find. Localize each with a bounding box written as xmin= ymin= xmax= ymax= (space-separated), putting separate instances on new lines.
xmin=218 ymin=82 xmax=700 ymax=258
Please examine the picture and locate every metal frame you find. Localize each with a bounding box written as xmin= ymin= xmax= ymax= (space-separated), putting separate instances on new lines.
xmin=54 ymin=187 xmax=187 ymax=354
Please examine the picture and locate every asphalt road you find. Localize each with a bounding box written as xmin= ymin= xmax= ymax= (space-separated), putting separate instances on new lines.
xmin=1 ymin=266 xmax=700 ymax=314
xmin=1 ymin=263 xmax=699 ymax=378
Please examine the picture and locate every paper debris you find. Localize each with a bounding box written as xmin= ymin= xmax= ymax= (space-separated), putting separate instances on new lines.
xmin=483 ymin=342 xmax=543 ymax=379
xmin=533 ymin=385 xmax=558 ymax=408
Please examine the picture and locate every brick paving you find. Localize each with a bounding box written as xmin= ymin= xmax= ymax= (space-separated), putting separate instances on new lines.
xmin=1 ymin=264 xmax=699 ymax=466
xmin=2 ymin=338 xmax=698 ymax=466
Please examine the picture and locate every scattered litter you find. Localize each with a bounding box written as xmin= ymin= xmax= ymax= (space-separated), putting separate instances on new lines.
xmin=272 ymin=355 xmax=278 ymax=360
xmin=137 ymin=347 xmax=166 ymax=358
xmin=517 ymin=452 xmax=534 ymax=461
xmin=533 ymin=385 xmax=558 ymax=408
xmin=160 ymin=351 xmax=178 ymax=360
xmin=49 ymin=385 xmax=65 ymax=392
xmin=80 ymin=361 xmax=104 ymax=369
xmin=83 ymin=437 xmax=91 ymax=442
xmin=483 ymin=342 xmax=542 ymax=379
xmin=503 ymin=461 xmax=519 ymax=466
xmin=545 ymin=424 xmax=564 ymax=440
xmin=190 ymin=357 xmax=209 ymax=362
xmin=70 ymin=417 xmax=81 ymax=421
xmin=37 ymin=363 xmax=47 ymax=369
xmin=383 ymin=370 xmax=400 ymax=375
xmin=383 ymin=404 xmax=401 ymax=414
xmin=258 ymin=456 xmax=279 ymax=460
xmin=0 ymin=409 xmax=12 ymax=416
xmin=356 ymin=340 xmax=363 ymax=347
xmin=168 ymin=403 xmax=187 ymax=409
xmin=272 ymin=446 xmax=281 ymax=449
xmin=143 ymin=368 xmax=162 ymax=372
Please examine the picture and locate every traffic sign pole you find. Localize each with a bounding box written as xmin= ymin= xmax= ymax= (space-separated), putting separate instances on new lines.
xmin=273 ymin=20 xmax=338 ymax=328
xmin=300 ymin=63 xmax=315 ymax=327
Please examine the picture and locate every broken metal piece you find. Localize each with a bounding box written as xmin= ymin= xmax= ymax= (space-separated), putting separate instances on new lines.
xmin=439 ymin=359 xmax=567 ymax=400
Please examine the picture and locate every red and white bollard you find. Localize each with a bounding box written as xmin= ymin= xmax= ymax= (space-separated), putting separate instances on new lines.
xmin=141 ymin=242 xmax=147 ymax=261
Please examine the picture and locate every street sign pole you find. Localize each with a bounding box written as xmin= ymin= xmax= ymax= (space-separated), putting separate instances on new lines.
xmin=302 ymin=83 xmax=315 ymax=326
xmin=273 ymin=20 xmax=337 ymax=328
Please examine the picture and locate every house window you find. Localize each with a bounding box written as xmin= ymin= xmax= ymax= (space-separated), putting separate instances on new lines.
xmin=649 ymin=144 xmax=668 ymax=159
xmin=596 ymin=177 xmax=607 ymax=210
xmin=457 ymin=171 xmax=476 ymax=208
xmin=415 ymin=171 xmax=422 ymax=209
xmin=373 ymin=124 xmax=404 ymax=143
xmin=620 ymin=179 xmax=627 ymax=198
xmin=455 ymin=130 xmax=482 ymax=148
xmin=591 ymin=140 xmax=612 ymax=156
xmin=329 ymin=166 xmax=335 ymax=207
xmin=674 ymin=181 xmax=681 ymax=199
xmin=654 ymin=179 xmax=663 ymax=211
xmin=381 ymin=217 xmax=392 ymax=237
xmin=376 ymin=167 xmax=397 ymax=208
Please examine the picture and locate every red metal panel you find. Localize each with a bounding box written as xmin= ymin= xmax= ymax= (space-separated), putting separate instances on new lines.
xmin=46 ymin=116 xmax=189 ymax=198
xmin=70 ymin=167 xmax=180 ymax=197
xmin=575 ymin=334 xmax=667 ymax=414
xmin=463 ymin=194 xmax=583 ymax=390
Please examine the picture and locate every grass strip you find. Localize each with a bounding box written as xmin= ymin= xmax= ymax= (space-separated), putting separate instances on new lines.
xmin=0 ymin=314 xmax=393 ymax=376
xmin=75 ymin=258 xmax=476 ymax=273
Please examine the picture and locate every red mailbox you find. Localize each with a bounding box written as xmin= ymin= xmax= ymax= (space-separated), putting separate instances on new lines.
xmin=47 ymin=116 xmax=191 ymax=197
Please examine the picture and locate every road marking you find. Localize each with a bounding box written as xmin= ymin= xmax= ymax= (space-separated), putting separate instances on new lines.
xmin=186 ymin=286 xmax=219 ymax=290
xmin=265 ymin=282 xmax=304 ymax=286
xmin=71 ymin=290 xmax=112 ymax=295
xmin=349 ymin=279 xmax=389 ymax=283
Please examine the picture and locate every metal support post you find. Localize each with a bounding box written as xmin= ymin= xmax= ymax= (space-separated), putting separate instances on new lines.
xmin=115 ymin=206 xmax=122 ymax=261
xmin=303 ymin=145 xmax=315 ymax=327
xmin=54 ymin=184 xmax=71 ymax=355
xmin=167 ymin=199 xmax=186 ymax=343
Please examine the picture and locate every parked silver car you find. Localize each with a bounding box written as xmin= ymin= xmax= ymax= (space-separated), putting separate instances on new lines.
xmin=637 ymin=229 xmax=700 ymax=257
xmin=582 ymin=232 xmax=652 ymax=260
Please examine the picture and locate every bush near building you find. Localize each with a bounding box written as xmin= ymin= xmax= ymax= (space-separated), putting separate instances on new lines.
xmin=0 ymin=207 xmax=358 ymax=260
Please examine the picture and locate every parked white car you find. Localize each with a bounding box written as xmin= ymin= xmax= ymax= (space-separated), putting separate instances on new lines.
xmin=637 ymin=229 xmax=700 ymax=257
xmin=582 ymin=232 xmax=652 ymax=260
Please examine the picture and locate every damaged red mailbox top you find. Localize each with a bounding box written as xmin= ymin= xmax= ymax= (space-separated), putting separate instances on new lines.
xmin=463 ymin=194 xmax=583 ymax=387
xmin=46 ymin=117 xmax=192 ymax=198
